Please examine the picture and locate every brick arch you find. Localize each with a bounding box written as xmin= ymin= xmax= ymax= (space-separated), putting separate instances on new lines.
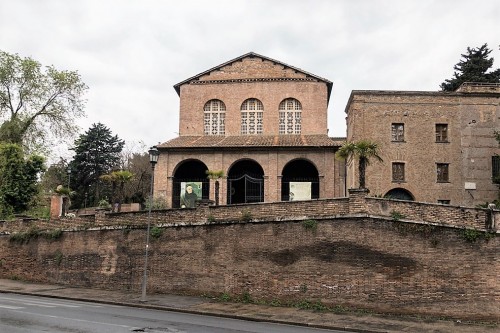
xmin=281 ymin=158 xmax=319 ymax=201
xmin=227 ymin=158 xmax=264 ymax=204
xmin=172 ymin=159 xmax=209 ymax=208
xmin=385 ymin=188 xmax=415 ymax=201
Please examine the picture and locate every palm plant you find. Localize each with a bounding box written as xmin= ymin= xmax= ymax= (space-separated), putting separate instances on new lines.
xmin=206 ymin=170 xmax=224 ymax=205
xmin=100 ymin=170 xmax=134 ymax=211
xmin=335 ymin=140 xmax=383 ymax=189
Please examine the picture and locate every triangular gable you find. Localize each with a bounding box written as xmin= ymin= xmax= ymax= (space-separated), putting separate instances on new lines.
xmin=173 ymin=52 xmax=333 ymax=101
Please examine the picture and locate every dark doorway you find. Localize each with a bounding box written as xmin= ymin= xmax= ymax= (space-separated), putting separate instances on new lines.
xmin=227 ymin=159 xmax=264 ymax=204
xmin=385 ymin=188 xmax=415 ymax=201
xmin=281 ymin=159 xmax=319 ymax=201
xmin=172 ymin=160 xmax=209 ymax=208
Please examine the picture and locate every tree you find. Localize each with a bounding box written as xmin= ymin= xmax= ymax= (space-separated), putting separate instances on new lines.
xmin=335 ymin=140 xmax=383 ymax=189
xmin=0 ymin=50 xmax=88 ymax=154
xmin=206 ymin=170 xmax=224 ymax=205
xmin=0 ymin=143 xmax=45 ymax=217
xmin=39 ymin=158 xmax=70 ymax=194
xmin=121 ymin=151 xmax=151 ymax=205
xmin=440 ymin=44 xmax=500 ymax=91
xmin=100 ymin=170 xmax=134 ymax=212
xmin=68 ymin=123 xmax=125 ymax=208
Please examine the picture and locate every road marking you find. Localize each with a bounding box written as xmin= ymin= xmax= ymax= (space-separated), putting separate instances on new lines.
xmin=12 ymin=310 xmax=132 ymax=329
xmin=0 ymin=296 xmax=79 ymax=308
xmin=0 ymin=304 xmax=24 ymax=309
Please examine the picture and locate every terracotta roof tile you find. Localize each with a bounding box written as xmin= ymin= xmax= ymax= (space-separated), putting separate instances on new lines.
xmin=158 ymin=135 xmax=344 ymax=149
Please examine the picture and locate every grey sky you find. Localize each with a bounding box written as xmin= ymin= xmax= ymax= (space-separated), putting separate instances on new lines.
xmin=1 ymin=0 xmax=499 ymax=160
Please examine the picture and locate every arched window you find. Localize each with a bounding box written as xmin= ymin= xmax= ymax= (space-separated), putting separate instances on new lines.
xmin=241 ymin=98 xmax=263 ymax=135
xmin=204 ymin=100 xmax=226 ymax=135
xmin=279 ymin=98 xmax=302 ymax=134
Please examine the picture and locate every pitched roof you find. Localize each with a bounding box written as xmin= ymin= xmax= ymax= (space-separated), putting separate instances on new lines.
xmin=173 ymin=52 xmax=333 ymax=102
xmin=158 ymin=135 xmax=344 ymax=149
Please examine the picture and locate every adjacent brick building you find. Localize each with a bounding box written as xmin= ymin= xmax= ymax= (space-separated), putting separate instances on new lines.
xmin=156 ymin=52 xmax=346 ymax=207
xmin=344 ymin=82 xmax=500 ymax=206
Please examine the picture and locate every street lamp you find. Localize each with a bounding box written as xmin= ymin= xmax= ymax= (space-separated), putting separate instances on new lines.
xmin=67 ymin=167 xmax=71 ymax=189
xmin=141 ymin=146 xmax=159 ymax=302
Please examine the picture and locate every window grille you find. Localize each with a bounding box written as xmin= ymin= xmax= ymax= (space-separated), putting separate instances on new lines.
xmin=203 ymin=100 xmax=226 ymax=135
xmin=241 ymin=99 xmax=263 ymax=134
xmin=279 ymin=98 xmax=302 ymax=134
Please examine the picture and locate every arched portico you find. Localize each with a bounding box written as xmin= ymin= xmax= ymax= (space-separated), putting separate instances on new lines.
xmin=281 ymin=159 xmax=319 ymax=201
xmin=227 ymin=159 xmax=264 ymax=204
xmin=172 ymin=159 xmax=209 ymax=208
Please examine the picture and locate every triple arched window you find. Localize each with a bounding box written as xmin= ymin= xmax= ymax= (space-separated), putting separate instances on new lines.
xmin=203 ymin=98 xmax=302 ymax=135
xmin=204 ymin=99 xmax=226 ymax=135
xmin=279 ymin=98 xmax=302 ymax=134
xmin=241 ymin=98 xmax=264 ymax=135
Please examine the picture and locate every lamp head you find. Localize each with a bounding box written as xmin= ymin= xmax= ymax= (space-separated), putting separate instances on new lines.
xmin=148 ymin=146 xmax=159 ymax=165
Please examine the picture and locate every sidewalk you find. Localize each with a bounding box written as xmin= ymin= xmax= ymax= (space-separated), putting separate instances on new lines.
xmin=0 ymin=279 xmax=496 ymax=333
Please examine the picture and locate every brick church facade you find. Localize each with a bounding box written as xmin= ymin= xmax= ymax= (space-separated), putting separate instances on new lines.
xmin=155 ymin=53 xmax=346 ymax=207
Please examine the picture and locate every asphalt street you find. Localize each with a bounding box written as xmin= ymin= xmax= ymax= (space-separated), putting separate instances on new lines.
xmin=0 ymin=293 xmax=346 ymax=333
xmin=0 ymin=279 xmax=497 ymax=333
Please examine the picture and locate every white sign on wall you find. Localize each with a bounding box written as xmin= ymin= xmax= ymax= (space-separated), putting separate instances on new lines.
xmin=289 ymin=182 xmax=311 ymax=201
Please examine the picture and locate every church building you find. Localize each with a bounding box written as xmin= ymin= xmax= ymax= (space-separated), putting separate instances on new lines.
xmin=155 ymin=52 xmax=346 ymax=208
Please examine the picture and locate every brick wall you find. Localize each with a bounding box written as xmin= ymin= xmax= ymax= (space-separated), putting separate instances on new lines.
xmin=1 ymin=194 xmax=499 ymax=320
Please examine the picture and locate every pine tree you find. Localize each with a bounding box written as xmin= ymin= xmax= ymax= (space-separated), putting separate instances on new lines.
xmin=69 ymin=123 xmax=125 ymax=208
xmin=440 ymin=44 xmax=500 ymax=91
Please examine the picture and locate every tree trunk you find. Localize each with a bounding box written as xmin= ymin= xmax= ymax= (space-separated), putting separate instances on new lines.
xmin=359 ymin=157 xmax=367 ymax=189
xmin=215 ymin=181 xmax=220 ymax=206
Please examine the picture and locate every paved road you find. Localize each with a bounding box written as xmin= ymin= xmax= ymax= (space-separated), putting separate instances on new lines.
xmin=0 ymin=293 xmax=347 ymax=333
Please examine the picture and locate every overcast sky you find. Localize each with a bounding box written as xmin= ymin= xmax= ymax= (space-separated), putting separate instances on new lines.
xmin=1 ymin=0 xmax=499 ymax=160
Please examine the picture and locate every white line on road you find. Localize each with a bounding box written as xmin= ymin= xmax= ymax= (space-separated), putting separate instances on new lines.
xmin=11 ymin=309 xmax=133 ymax=329
xmin=0 ymin=296 xmax=80 ymax=308
xmin=0 ymin=304 xmax=24 ymax=309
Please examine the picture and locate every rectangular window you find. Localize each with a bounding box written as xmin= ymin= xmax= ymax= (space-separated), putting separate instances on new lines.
xmin=437 ymin=200 xmax=450 ymax=204
xmin=436 ymin=124 xmax=448 ymax=142
xmin=437 ymin=163 xmax=449 ymax=182
xmin=391 ymin=123 xmax=404 ymax=142
xmin=493 ymin=155 xmax=500 ymax=183
xmin=392 ymin=162 xmax=405 ymax=182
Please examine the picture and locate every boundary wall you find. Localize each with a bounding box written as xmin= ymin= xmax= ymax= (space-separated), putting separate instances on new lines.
xmin=0 ymin=189 xmax=498 ymax=320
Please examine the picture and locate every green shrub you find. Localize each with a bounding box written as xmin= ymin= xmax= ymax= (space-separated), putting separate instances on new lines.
xmin=9 ymin=226 xmax=40 ymax=244
xmin=43 ymin=229 xmax=63 ymax=241
xmin=150 ymin=226 xmax=163 ymax=239
xmin=219 ymin=293 xmax=231 ymax=302
xmin=241 ymin=291 xmax=252 ymax=303
xmin=54 ymin=250 xmax=63 ymax=266
xmin=302 ymin=219 xmax=318 ymax=231
xmin=390 ymin=210 xmax=405 ymax=221
xmin=240 ymin=210 xmax=252 ymax=222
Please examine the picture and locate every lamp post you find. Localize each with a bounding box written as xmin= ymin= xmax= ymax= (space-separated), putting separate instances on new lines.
xmin=67 ymin=168 xmax=71 ymax=189
xmin=141 ymin=146 xmax=159 ymax=302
